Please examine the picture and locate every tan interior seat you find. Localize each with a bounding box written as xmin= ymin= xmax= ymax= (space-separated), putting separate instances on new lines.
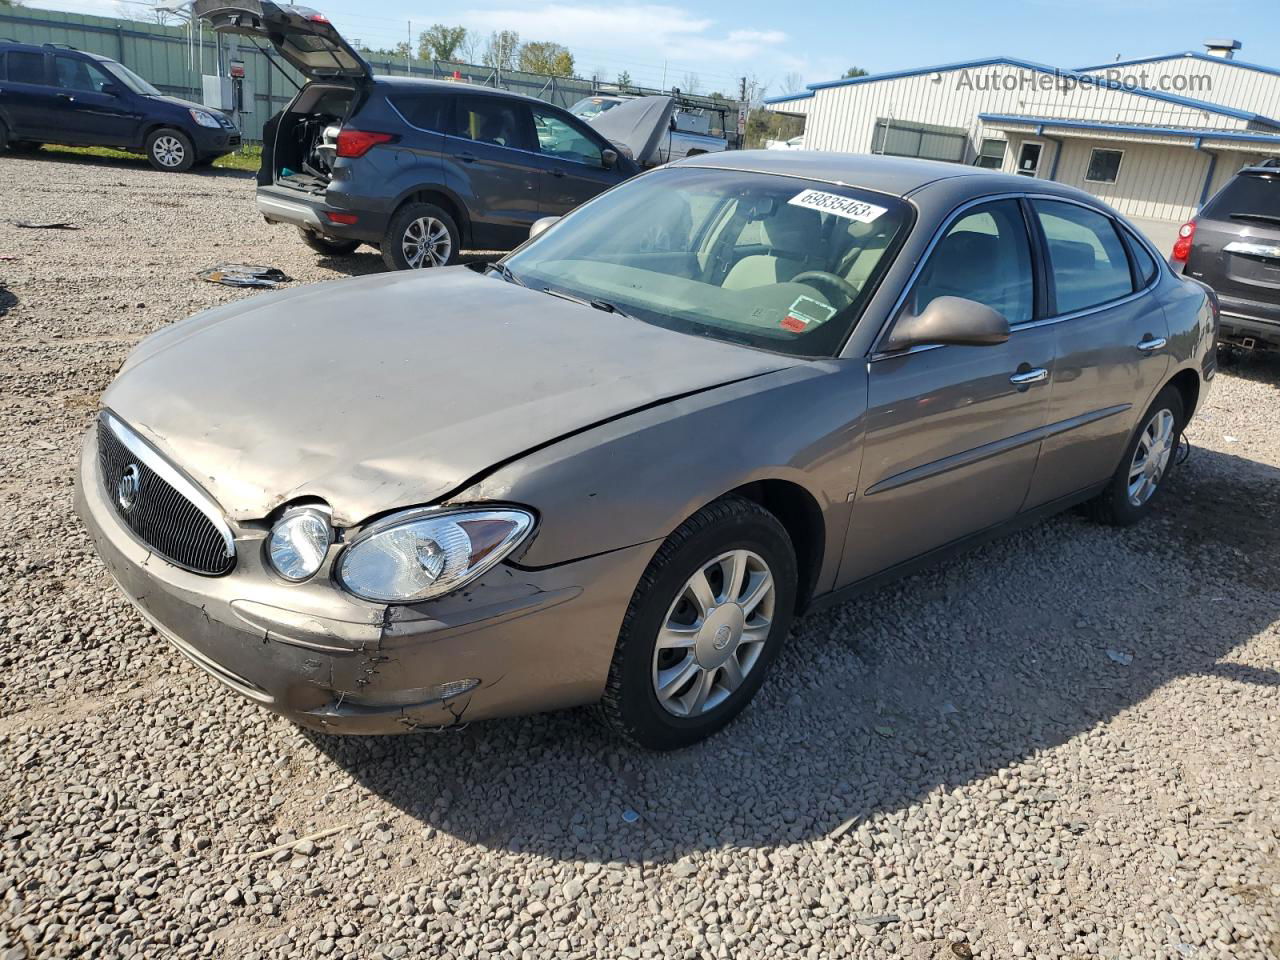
xmin=721 ymin=204 xmax=818 ymax=290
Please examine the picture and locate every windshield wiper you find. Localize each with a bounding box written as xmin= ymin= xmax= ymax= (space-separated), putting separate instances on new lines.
xmin=541 ymin=287 xmax=636 ymax=320
xmin=1230 ymin=213 xmax=1280 ymax=226
xmin=489 ymin=262 xmax=526 ymax=287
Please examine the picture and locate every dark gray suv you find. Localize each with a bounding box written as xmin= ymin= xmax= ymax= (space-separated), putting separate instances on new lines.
xmin=1173 ymin=160 xmax=1280 ymax=351
xmin=195 ymin=0 xmax=645 ymax=270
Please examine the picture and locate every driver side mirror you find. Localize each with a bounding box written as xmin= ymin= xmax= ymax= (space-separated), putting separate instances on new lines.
xmin=601 ymin=148 xmax=618 ymax=169
xmin=882 ymin=296 xmax=1010 ymax=352
xmin=529 ymin=216 xmax=561 ymax=240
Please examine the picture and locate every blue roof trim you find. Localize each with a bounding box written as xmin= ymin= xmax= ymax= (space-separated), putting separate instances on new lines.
xmin=762 ymin=90 xmax=814 ymax=104
xmin=977 ymin=113 xmax=1280 ymax=146
xmin=803 ymin=55 xmax=1278 ymax=127
xmin=1075 ymin=50 xmax=1280 ymax=81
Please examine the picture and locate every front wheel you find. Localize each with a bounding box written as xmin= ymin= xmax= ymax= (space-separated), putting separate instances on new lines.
xmin=600 ymin=495 xmax=797 ymax=750
xmin=380 ymin=202 xmax=459 ymax=271
xmin=1086 ymin=384 xmax=1185 ymax=526
xmin=298 ymin=228 xmax=361 ymax=256
xmin=145 ymin=128 xmax=195 ymax=172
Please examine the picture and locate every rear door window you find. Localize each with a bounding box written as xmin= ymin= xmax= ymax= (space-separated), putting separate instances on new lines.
xmin=454 ymin=97 xmax=535 ymax=152
xmin=5 ymin=51 xmax=47 ymax=84
xmin=1122 ymin=229 xmax=1159 ymax=287
xmin=1201 ymin=172 xmax=1280 ymax=223
xmin=1033 ymin=200 xmax=1134 ymax=314
xmin=390 ymin=93 xmax=450 ymax=132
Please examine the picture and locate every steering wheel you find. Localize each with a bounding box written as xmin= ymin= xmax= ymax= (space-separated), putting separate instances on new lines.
xmin=791 ymin=271 xmax=860 ymax=307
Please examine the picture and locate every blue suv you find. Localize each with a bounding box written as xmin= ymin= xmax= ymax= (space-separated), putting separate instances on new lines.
xmin=0 ymin=41 xmax=240 ymax=171
xmin=194 ymin=0 xmax=671 ymax=270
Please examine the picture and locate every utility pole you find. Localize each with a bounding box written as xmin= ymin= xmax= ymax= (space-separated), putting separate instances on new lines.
xmin=739 ymin=76 xmax=747 ymax=101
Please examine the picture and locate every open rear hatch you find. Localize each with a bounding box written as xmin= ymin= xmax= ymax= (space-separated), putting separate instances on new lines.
xmin=193 ymin=1 xmax=369 ymax=195
xmin=191 ymin=0 xmax=371 ymax=82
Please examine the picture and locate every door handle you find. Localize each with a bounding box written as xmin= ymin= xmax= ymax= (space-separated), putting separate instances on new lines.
xmin=57 ymin=93 xmax=76 ymax=102
xmin=1009 ymin=367 xmax=1048 ymax=385
xmin=1136 ymin=336 xmax=1167 ymax=352
xmin=457 ymin=152 xmax=476 ymax=163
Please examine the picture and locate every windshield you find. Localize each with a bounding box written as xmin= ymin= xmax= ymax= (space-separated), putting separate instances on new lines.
xmin=504 ymin=167 xmax=912 ymax=357
xmin=569 ymin=97 xmax=621 ymax=120
xmin=101 ymin=61 xmax=161 ymax=97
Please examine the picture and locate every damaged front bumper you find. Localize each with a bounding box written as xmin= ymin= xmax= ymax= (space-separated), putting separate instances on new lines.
xmin=74 ymin=425 xmax=657 ymax=734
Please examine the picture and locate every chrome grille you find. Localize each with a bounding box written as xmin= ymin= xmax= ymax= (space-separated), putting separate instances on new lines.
xmin=97 ymin=414 xmax=236 ymax=576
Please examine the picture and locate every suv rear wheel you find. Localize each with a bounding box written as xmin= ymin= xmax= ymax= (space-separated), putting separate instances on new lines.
xmin=146 ymin=128 xmax=195 ymax=172
xmin=381 ymin=202 xmax=459 ymax=271
xmin=298 ymin=228 xmax=361 ymax=256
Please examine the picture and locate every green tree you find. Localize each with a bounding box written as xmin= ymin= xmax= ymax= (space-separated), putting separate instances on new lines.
xmin=518 ymin=41 xmax=574 ymax=76
xmin=616 ymin=70 xmax=632 ymax=88
xmin=843 ymin=66 xmax=868 ymax=78
xmin=418 ymin=24 xmax=468 ymax=62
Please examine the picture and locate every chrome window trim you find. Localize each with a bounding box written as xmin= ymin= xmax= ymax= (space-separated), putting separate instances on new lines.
xmin=100 ymin=411 xmax=236 ymax=561
xmin=869 ymin=191 xmax=1162 ymax=362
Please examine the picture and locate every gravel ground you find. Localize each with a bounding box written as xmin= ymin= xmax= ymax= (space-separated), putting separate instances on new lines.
xmin=1 ymin=152 xmax=1278 ymax=960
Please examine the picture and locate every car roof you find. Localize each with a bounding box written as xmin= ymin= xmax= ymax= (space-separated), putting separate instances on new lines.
xmin=369 ymin=75 xmax=552 ymax=107
xmin=676 ymin=150 xmax=1093 ymax=201
xmin=0 ymin=40 xmax=112 ymax=62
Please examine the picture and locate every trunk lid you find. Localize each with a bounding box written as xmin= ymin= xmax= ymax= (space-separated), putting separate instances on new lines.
xmin=586 ymin=95 xmax=676 ymax=168
xmin=192 ymin=0 xmax=370 ymax=82
xmin=104 ymin=267 xmax=797 ymax=526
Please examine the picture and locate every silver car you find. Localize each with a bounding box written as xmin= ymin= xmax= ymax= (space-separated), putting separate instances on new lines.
xmin=76 ymin=152 xmax=1217 ymax=750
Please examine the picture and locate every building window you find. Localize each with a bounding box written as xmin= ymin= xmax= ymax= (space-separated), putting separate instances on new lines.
xmin=871 ymin=118 xmax=967 ymax=163
xmin=1085 ymin=148 xmax=1124 ymax=184
xmin=975 ymin=138 xmax=1006 ymax=169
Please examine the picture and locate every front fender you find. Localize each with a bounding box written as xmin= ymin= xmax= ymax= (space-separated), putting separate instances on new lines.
xmin=453 ymin=360 xmax=869 ymax=592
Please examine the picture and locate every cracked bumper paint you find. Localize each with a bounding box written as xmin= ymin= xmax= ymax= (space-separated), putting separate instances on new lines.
xmin=75 ymin=426 xmax=657 ymax=734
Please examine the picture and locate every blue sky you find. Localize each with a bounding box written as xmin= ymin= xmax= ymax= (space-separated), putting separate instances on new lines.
xmin=41 ymin=0 xmax=1280 ymax=99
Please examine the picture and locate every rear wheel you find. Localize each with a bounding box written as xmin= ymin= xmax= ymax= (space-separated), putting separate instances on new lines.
xmin=145 ymin=128 xmax=195 ymax=172
xmin=381 ymin=202 xmax=459 ymax=271
xmin=600 ymin=495 xmax=797 ymax=750
xmin=298 ymin=228 xmax=361 ymax=256
xmin=1086 ymin=384 xmax=1185 ymax=526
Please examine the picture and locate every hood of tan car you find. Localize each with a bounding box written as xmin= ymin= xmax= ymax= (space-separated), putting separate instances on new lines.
xmin=104 ymin=267 xmax=796 ymax=525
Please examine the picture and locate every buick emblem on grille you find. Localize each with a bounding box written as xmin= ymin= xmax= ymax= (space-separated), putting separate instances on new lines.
xmin=116 ymin=464 xmax=141 ymax=512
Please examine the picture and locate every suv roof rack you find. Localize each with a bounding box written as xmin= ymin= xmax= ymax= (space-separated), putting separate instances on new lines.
xmin=43 ymin=42 xmax=79 ymax=50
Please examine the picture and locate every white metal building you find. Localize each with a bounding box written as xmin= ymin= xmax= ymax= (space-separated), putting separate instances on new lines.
xmin=765 ymin=41 xmax=1280 ymax=240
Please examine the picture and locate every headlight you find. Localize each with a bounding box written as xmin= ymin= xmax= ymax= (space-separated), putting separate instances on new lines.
xmin=337 ymin=508 xmax=534 ymax=603
xmin=189 ymin=109 xmax=222 ymax=129
xmin=267 ymin=507 xmax=334 ymax=581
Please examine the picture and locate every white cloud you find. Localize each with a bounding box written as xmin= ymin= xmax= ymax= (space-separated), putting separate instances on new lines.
xmin=454 ymin=3 xmax=794 ymax=84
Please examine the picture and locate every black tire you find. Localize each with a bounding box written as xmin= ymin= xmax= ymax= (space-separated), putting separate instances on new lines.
xmin=145 ymin=128 xmax=195 ymax=172
xmin=298 ymin=228 xmax=361 ymax=256
xmin=0 ymin=120 xmax=8 ymax=152
xmin=600 ymin=495 xmax=798 ymax=751
xmin=1086 ymin=384 xmax=1185 ymax=526
xmin=380 ymin=201 xmax=460 ymax=271
xmin=9 ymin=140 xmax=42 ymax=153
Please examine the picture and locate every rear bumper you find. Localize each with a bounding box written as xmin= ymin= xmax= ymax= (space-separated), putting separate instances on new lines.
xmin=75 ymin=424 xmax=656 ymax=734
xmin=1218 ymin=297 xmax=1280 ymax=348
xmin=256 ymin=184 xmax=389 ymax=244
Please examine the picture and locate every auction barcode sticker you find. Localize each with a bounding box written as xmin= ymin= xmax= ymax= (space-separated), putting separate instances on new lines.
xmin=787 ymin=189 xmax=886 ymax=223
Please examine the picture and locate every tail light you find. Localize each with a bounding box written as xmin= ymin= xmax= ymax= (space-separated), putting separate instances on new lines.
xmin=1171 ymin=220 xmax=1196 ymax=263
xmin=336 ymin=130 xmax=394 ymax=158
